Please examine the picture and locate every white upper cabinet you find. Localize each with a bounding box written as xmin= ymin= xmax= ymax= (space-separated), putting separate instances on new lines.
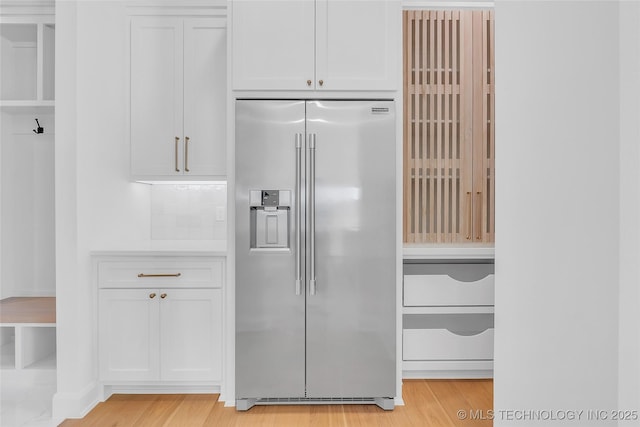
xmin=130 ymin=16 xmax=226 ymax=181
xmin=232 ymin=0 xmax=399 ymax=91
xmin=1 ymin=21 xmax=55 ymax=108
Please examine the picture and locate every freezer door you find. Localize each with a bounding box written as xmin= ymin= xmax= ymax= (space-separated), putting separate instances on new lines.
xmin=235 ymin=100 xmax=306 ymax=398
xmin=305 ymin=100 xmax=396 ymax=398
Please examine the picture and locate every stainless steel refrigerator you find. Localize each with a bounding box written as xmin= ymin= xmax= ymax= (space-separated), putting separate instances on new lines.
xmin=235 ymin=100 xmax=396 ymax=410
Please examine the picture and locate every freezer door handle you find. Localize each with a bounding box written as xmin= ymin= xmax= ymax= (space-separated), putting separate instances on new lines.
xmin=309 ymin=133 xmax=317 ymax=296
xmin=295 ymin=133 xmax=303 ymax=296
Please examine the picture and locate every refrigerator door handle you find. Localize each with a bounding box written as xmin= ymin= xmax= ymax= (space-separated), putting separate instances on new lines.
xmin=309 ymin=133 xmax=317 ymax=296
xmin=295 ymin=133 xmax=303 ymax=296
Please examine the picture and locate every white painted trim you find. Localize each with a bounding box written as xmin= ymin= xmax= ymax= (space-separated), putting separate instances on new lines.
xmin=103 ymin=384 xmax=222 ymax=399
xmin=52 ymin=381 xmax=102 ymax=420
xmin=403 ymin=246 xmax=495 ymax=260
xmin=0 ymin=2 xmax=54 ymax=19
xmin=402 ymin=1 xmax=494 ymax=9
xmin=403 ymin=370 xmax=493 ymax=379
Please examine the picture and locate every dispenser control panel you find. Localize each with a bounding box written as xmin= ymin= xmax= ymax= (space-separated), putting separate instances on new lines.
xmin=249 ymin=190 xmax=291 ymax=249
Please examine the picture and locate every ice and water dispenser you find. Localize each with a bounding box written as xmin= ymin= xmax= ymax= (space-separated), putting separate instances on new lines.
xmin=249 ymin=190 xmax=291 ymax=249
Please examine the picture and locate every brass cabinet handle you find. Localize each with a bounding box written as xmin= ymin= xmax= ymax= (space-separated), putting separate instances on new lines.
xmin=318 ymin=79 xmax=324 ymax=86
xmin=149 ymin=293 xmax=156 ymax=299
xmin=184 ymin=136 xmax=190 ymax=172
xmin=466 ymin=192 xmax=472 ymax=240
xmin=138 ymin=273 xmax=182 ymax=278
xmin=160 ymin=293 xmax=167 ymax=299
xmin=306 ymin=80 xmax=312 ymax=86
xmin=476 ymin=191 xmax=482 ymax=240
xmin=174 ymin=137 xmax=180 ymax=172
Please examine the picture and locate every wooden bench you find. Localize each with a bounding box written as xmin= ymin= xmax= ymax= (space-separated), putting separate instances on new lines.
xmin=0 ymin=297 xmax=56 ymax=370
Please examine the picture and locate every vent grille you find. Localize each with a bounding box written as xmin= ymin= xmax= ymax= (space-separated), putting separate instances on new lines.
xmin=371 ymin=107 xmax=390 ymax=114
xmin=255 ymin=397 xmax=377 ymax=405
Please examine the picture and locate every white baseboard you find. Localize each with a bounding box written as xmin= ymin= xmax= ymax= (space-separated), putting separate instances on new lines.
xmin=103 ymin=383 xmax=221 ymax=397
xmin=52 ymin=381 xmax=101 ymax=421
xmin=403 ymin=369 xmax=493 ymax=379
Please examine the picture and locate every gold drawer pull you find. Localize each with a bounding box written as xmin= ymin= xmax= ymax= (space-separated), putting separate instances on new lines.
xmin=137 ymin=273 xmax=182 ymax=278
xmin=149 ymin=293 xmax=156 ymax=299
xmin=160 ymin=293 xmax=167 ymax=299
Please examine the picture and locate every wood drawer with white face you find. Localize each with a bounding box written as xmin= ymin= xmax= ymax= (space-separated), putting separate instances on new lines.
xmin=403 ymin=263 xmax=494 ymax=307
xmin=98 ymin=258 xmax=224 ymax=289
xmin=403 ymin=313 xmax=494 ymax=361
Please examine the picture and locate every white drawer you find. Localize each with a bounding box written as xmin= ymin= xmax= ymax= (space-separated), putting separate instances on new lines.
xmin=403 ymin=313 xmax=494 ymax=361
xmin=98 ymin=258 xmax=224 ymax=289
xmin=404 ymin=263 xmax=494 ymax=306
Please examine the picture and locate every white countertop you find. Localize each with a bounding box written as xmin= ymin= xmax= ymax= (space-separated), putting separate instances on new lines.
xmin=91 ymin=240 xmax=227 ymax=257
xmin=403 ymin=244 xmax=494 ymax=260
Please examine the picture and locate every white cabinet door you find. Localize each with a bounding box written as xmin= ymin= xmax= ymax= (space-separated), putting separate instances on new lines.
xmin=130 ymin=17 xmax=183 ymax=177
xmin=130 ymin=17 xmax=226 ymax=179
xmin=183 ymin=18 xmax=226 ymax=176
xmin=232 ymin=0 xmax=315 ymax=90
xmin=159 ymin=289 xmax=222 ymax=381
xmin=315 ymin=0 xmax=398 ymax=91
xmin=99 ymin=289 xmax=160 ymax=381
xmin=232 ymin=0 xmax=398 ymax=91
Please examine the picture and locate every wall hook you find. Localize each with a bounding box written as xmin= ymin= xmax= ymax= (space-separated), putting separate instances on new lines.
xmin=33 ymin=118 xmax=44 ymax=134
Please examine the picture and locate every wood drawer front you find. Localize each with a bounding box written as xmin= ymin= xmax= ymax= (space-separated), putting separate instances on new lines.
xmin=403 ymin=264 xmax=494 ymax=306
xmin=403 ymin=313 xmax=494 ymax=361
xmin=98 ymin=259 xmax=223 ymax=289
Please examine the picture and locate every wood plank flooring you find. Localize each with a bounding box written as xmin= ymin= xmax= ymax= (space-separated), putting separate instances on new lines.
xmin=60 ymin=379 xmax=493 ymax=426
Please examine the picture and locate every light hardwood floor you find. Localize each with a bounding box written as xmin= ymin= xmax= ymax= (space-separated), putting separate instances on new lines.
xmin=60 ymin=379 xmax=493 ymax=426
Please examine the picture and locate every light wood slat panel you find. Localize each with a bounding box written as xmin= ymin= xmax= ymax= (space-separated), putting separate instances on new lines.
xmin=403 ymin=9 xmax=493 ymax=244
xmin=472 ymin=10 xmax=483 ymax=243
xmin=443 ymin=10 xmax=451 ymax=242
xmin=420 ymin=10 xmax=429 ymax=243
xmin=451 ymin=11 xmax=460 ymax=240
xmin=413 ymin=10 xmax=421 ymax=244
xmin=403 ymin=10 xmax=413 ymax=242
xmin=460 ymin=10 xmax=474 ymax=242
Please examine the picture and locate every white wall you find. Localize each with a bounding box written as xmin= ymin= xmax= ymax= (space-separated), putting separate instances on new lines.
xmin=617 ymin=0 xmax=640 ymax=414
xmin=494 ymin=1 xmax=621 ymax=425
xmin=1 ymin=113 xmax=55 ymax=298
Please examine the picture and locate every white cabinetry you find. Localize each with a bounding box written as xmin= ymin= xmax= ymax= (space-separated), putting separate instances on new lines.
xmin=402 ymin=261 xmax=495 ymax=378
xmin=232 ymin=0 xmax=399 ymax=91
xmin=97 ymin=255 xmax=224 ymax=385
xmin=130 ymin=16 xmax=226 ymax=180
xmin=0 ymin=20 xmax=55 ymax=108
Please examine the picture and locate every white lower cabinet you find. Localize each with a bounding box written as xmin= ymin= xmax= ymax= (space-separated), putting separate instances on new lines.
xmin=402 ymin=261 xmax=495 ymax=378
xmin=96 ymin=255 xmax=224 ymax=385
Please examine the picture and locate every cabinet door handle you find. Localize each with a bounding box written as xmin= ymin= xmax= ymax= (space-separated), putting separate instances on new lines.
xmin=184 ymin=136 xmax=190 ymax=172
xmin=174 ymin=137 xmax=180 ymax=172
xmin=160 ymin=293 xmax=167 ymax=299
xmin=138 ymin=273 xmax=182 ymax=278
xmin=476 ymin=191 xmax=482 ymax=240
xmin=318 ymin=79 xmax=324 ymax=87
xmin=149 ymin=293 xmax=156 ymax=299
xmin=466 ymin=191 xmax=472 ymax=240
xmin=306 ymin=79 xmax=312 ymax=86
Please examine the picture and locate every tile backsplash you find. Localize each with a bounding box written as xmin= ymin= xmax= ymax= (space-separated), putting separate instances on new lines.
xmin=151 ymin=184 xmax=226 ymax=240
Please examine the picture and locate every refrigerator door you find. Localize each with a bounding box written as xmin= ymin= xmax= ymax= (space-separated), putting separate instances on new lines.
xmin=235 ymin=100 xmax=306 ymax=398
xmin=305 ymin=100 xmax=396 ymax=398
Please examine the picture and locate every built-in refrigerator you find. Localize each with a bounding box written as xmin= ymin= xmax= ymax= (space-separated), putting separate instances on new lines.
xmin=235 ymin=100 xmax=396 ymax=410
